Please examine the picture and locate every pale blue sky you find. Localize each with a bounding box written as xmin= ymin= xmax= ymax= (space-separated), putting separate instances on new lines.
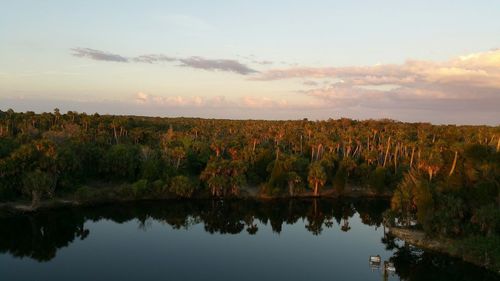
xmin=1 ymin=1 xmax=499 ymax=124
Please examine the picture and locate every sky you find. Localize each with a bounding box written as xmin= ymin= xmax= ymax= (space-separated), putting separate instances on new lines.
xmin=1 ymin=0 xmax=499 ymax=125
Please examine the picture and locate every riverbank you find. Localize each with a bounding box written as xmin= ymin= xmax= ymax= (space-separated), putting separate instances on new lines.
xmin=0 ymin=182 xmax=392 ymax=216
xmin=389 ymin=227 xmax=500 ymax=274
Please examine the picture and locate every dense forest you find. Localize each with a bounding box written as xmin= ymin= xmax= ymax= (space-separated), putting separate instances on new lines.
xmin=0 ymin=109 xmax=499 ymax=268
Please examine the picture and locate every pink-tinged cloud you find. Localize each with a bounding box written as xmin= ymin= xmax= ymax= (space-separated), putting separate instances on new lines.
xmin=135 ymin=92 xmax=232 ymax=108
xmin=135 ymin=92 xmax=300 ymax=110
xmin=241 ymin=96 xmax=289 ymax=108
xmin=254 ymin=49 xmax=500 ymax=90
xmin=253 ymin=49 xmax=500 ymax=115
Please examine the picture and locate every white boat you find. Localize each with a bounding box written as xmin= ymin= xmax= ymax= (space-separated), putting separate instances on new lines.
xmin=369 ymin=255 xmax=381 ymax=263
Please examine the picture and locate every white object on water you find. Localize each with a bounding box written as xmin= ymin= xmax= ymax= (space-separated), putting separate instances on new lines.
xmin=369 ymin=255 xmax=381 ymax=263
xmin=385 ymin=262 xmax=396 ymax=272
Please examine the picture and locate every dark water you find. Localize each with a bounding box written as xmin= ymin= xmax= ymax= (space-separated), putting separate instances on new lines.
xmin=0 ymin=199 xmax=498 ymax=281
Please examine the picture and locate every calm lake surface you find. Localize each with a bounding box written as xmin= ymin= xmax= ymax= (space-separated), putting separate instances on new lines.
xmin=0 ymin=199 xmax=498 ymax=281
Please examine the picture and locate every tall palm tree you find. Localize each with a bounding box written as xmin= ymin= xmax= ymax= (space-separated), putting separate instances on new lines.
xmin=308 ymin=162 xmax=327 ymax=196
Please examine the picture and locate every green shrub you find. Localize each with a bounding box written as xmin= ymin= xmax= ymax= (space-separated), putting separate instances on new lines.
xmin=132 ymin=179 xmax=149 ymax=197
xmin=75 ymin=186 xmax=93 ymax=201
xmin=452 ymin=236 xmax=500 ymax=271
xmin=151 ymin=179 xmax=166 ymax=195
xmin=169 ymin=176 xmax=196 ymax=198
xmin=369 ymin=167 xmax=387 ymax=194
xmin=116 ymin=185 xmax=135 ymax=199
xmin=332 ymin=165 xmax=347 ymax=194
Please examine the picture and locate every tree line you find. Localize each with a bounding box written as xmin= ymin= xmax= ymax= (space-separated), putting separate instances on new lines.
xmin=0 ymin=109 xmax=498 ymax=230
xmin=1 ymin=108 xmax=498 ymax=200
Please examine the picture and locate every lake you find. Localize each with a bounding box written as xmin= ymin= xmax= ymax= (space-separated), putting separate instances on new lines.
xmin=0 ymin=199 xmax=498 ymax=281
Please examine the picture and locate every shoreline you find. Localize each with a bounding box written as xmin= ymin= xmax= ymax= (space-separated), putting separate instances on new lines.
xmin=0 ymin=187 xmax=391 ymax=216
xmin=389 ymin=227 xmax=500 ymax=274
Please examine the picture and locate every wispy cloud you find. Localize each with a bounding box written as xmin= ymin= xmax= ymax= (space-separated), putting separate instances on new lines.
xmin=132 ymin=54 xmax=176 ymax=63
xmin=252 ymin=60 xmax=273 ymax=65
xmin=238 ymin=55 xmax=274 ymax=66
xmin=71 ymin=48 xmax=257 ymax=75
xmin=71 ymin=48 xmax=128 ymax=62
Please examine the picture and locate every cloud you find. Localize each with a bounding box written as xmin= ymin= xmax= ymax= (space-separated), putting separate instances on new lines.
xmin=71 ymin=48 xmax=128 ymax=62
xmin=134 ymin=92 xmax=299 ymax=110
xmin=241 ymin=96 xmax=289 ymax=108
xmin=303 ymin=84 xmax=380 ymax=108
xmin=252 ymin=60 xmax=273 ymax=65
xmin=0 ymin=94 xmax=500 ymax=126
xmin=132 ymin=54 xmax=176 ymax=63
xmin=64 ymin=48 xmax=500 ymax=124
xmin=135 ymin=92 xmax=149 ymax=103
xmin=255 ymin=49 xmax=500 ymax=88
xmin=178 ymin=57 xmax=258 ymax=75
xmin=253 ymin=49 xmax=500 ymax=113
xmin=71 ymin=48 xmax=257 ymax=75
xmin=134 ymin=92 xmax=232 ymax=108
xmin=300 ymin=83 xmax=500 ymax=113
xmin=303 ymin=80 xmax=319 ymax=86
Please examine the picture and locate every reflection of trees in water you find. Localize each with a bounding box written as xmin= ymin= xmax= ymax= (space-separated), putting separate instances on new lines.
xmin=0 ymin=208 xmax=88 ymax=262
xmin=381 ymin=235 xmax=500 ymax=281
xmin=0 ymin=199 xmax=388 ymax=262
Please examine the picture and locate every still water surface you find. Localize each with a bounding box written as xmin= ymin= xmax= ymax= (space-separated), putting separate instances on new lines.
xmin=0 ymin=199 xmax=498 ymax=281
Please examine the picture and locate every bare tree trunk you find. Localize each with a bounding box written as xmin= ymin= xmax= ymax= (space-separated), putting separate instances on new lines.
xmin=383 ymin=137 xmax=391 ymax=167
xmin=394 ymin=144 xmax=398 ymax=173
xmin=314 ymin=181 xmax=319 ymax=196
xmin=300 ymin=135 xmax=303 ymax=155
xmin=113 ymin=125 xmax=118 ymax=144
xmin=353 ymin=145 xmax=360 ymax=158
xmin=346 ymin=145 xmax=352 ymax=158
xmin=448 ymin=150 xmax=458 ymax=176
xmin=316 ymin=144 xmax=322 ymax=161
xmin=410 ymin=147 xmax=415 ymax=168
